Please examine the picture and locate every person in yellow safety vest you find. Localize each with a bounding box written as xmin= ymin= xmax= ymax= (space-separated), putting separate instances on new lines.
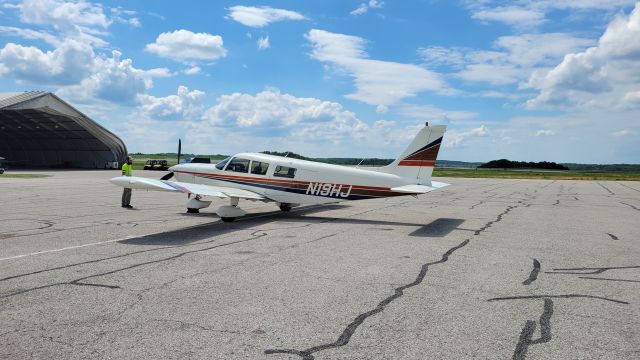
xmin=121 ymin=156 xmax=134 ymax=208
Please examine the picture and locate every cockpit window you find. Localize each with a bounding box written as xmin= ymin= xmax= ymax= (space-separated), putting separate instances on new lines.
xmin=250 ymin=161 xmax=269 ymax=175
xmin=273 ymin=165 xmax=296 ymax=178
xmin=225 ymin=157 xmax=250 ymax=173
xmin=215 ymin=157 xmax=231 ymax=170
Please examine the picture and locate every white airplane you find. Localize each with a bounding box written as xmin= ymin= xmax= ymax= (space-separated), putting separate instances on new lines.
xmin=110 ymin=124 xmax=449 ymax=222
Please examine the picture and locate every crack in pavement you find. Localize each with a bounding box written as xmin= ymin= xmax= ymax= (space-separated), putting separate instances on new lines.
xmin=1 ymin=203 xmax=406 ymax=300
xmin=0 ymin=230 xmax=268 ymax=300
xmin=597 ymin=182 xmax=615 ymax=195
xmin=616 ymin=182 xmax=640 ymax=193
xmin=265 ymin=202 xmax=522 ymax=359
xmin=512 ymin=298 xmax=553 ymax=360
xmin=487 ymin=294 xmax=629 ymax=305
xmin=621 ymin=202 xmax=640 ymax=212
xmin=149 ymin=319 xmax=247 ymax=335
xmin=606 ymin=233 xmax=619 ymax=240
xmin=522 ymin=259 xmax=541 ymax=285
xmin=545 ymin=265 xmax=640 ymax=275
xmin=578 ymin=277 xmax=640 ymax=283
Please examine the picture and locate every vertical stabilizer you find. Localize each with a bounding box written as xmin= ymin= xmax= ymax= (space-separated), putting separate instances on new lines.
xmin=378 ymin=124 xmax=446 ymax=185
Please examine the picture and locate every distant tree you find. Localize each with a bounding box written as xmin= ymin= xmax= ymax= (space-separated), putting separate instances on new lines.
xmin=261 ymin=151 xmax=310 ymax=160
xmin=479 ymin=159 xmax=568 ymax=170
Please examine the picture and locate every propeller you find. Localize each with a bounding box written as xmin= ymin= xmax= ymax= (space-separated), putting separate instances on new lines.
xmin=159 ymin=138 xmax=181 ymax=181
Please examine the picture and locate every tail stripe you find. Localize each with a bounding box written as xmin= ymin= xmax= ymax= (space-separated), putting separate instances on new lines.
xmin=404 ymin=137 xmax=442 ymax=159
xmin=398 ymin=137 xmax=442 ymax=166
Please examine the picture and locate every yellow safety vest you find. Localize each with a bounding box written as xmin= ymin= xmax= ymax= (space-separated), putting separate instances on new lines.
xmin=122 ymin=163 xmax=132 ymax=176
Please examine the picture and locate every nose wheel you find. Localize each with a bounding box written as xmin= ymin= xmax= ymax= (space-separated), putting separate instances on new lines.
xmin=279 ymin=203 xmax=292 ymax=212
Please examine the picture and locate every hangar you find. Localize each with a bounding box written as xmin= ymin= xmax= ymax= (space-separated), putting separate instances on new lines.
xmin=0 ymin=91 xmax=127 ymax=169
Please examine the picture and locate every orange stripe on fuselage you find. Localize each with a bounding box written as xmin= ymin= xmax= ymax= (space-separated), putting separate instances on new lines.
xmin=398 ymin=160 xmax=436 ymax=166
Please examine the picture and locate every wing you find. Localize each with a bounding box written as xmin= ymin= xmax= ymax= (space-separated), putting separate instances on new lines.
xmin=391 ymin=181 xmax=450 ymax=194
xmin=110 ymin=176 xmax=265 ymax=200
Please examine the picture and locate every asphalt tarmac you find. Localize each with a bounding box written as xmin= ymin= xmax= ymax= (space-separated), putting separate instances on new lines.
xmin=1 ymin=170 xmax=639 ymax=359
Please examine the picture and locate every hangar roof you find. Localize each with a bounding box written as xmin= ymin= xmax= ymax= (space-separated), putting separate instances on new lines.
xmin=0 ymin=91 xmax=127 ymax=167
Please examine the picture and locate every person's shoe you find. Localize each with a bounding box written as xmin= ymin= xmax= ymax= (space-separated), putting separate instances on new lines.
xmin=125 ymin=205 xmax=133 ymax=209
xmin=121 ymin=205 xmax=126 ymax=208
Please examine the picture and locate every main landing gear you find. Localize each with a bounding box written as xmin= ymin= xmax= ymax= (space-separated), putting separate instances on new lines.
xmin=185 ymin=195 xmax=211 ymax=214
xmin=216 ymin=197 xmax=246 ymax=222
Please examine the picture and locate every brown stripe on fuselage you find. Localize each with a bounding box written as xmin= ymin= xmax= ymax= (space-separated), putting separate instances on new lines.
xmin=188 ymin=172 xmax=408 ymax=199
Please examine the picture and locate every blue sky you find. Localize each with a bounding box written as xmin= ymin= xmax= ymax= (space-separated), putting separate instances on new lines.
xmin=1 ymin=0 xmax=639 ymax=163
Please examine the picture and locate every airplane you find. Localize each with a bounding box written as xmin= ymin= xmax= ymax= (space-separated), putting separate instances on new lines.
xmin=110 ymin=123 xmax=449 ymax=222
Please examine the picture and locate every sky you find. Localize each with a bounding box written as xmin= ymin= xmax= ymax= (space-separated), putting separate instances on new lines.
xmin=0 ymin=0 xmax=639 ymax=163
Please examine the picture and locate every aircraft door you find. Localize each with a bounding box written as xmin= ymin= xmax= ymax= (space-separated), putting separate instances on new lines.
xmin=266 ymin=166 xmax=317 ymax=204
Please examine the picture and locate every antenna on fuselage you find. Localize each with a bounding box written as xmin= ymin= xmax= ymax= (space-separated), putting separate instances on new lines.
xmin=284 ymin=152 xmax=290 ymax=158
xmin=355 ymin=158 xmax=367 ymax=168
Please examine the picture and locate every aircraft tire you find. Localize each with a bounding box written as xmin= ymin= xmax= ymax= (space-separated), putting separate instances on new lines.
xmin=221 ymin=217 xmax=235 ymax=222
xmin=187 ymin=208 xmax=199 ymax=213
xmin=279 ymin=203 xmax=292 ymax=212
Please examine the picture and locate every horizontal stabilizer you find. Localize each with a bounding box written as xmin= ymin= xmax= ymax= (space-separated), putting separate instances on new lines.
xmin=391 ymin=182 xmax=450 ymax=194
xmin=110 ymin=176 xmax=265 ymax=200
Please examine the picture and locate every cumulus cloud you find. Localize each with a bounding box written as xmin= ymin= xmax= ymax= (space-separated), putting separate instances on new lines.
xmin=257 ymin=36 xmax=270 ymax=50
xmin=227 ymin=6 xmax=306 ymax=27
xmin=145 ymin=29 xmax=227 ymax=63
xmin=527 ymin=3 xmax=640 ymax=108
xmin=621 ymin=90 xmax=640 ymax=108
xmin=17 ymin=0 xmax=112 ymax=46
xmin=535 ymin=129 xmax=555 ymax=136
xmin=306 ymin=29 xmax=450 ymax=107
xmin=398 ymin=104 xmax=477 ymax=122
xmin=139 ymin=86 xmax=205 ymax=121
xmin=350 ymin=1 xmax=384 ymax=16
xmin=418 ymin=46 xmax=467 ymax=69
xmin=472 ymin=6 xmax=545 ymax=27
xmin=0 ymin=40 xmax=95 ymax=85
xmin=419 ymin=33 xmax=594 ymax=86
xmin=612 ymin=129 xmax=634 ymax=137
xmin=20 ymin=0 xmax=111 ymax=29
xmin=466 ymin=0 xmax=637 ymax=28
xmin=0 ymin=25 xmax=60 ymax=46
xmin=1 ymin=0 xmax=141 ymax=48
xmin=350 ymin=4 xmax=368 ymax=16
xmin=183 ymin=66 xmax=201 ymax=75
xmin=444 ymin=125 xmax=489 ymax=148
xmin=110 ymin=7 xmax=140 ymax=27
xmin=57 ymin=50 xmax=170 ymax=105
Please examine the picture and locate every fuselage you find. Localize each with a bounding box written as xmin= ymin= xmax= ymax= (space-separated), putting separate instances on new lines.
xmin=171 ymin=153 xmax=414 ymax=205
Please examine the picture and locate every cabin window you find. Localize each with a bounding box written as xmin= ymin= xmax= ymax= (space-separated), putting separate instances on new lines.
xmin=215 ymin=157 xmax=231 ymax=170
xmin=273 ymin=165 xmax=297 ymax=178
xmin=250 ymin=161 xmax=269 ymax=175
xmin=225 ymin=158 xmax=250 ymax=173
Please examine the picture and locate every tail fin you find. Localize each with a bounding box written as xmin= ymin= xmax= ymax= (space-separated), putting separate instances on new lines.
xmin=378 ymin=124 xmax=446 ymax=185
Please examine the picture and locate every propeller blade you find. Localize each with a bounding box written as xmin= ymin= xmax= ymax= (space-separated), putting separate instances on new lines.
xmin=177 ymin=138 xmax=181 ymax=164
xmin=160 ymin=172 xmax=174 ymax=180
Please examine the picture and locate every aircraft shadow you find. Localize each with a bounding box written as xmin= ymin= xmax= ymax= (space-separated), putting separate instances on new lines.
xmin=119 ymin=204 xmax=464 ymax=246
xmin=118 ymin=204 xmax=347 ymax=246
xmin=408 ymin=218 xmax=466 ymax=237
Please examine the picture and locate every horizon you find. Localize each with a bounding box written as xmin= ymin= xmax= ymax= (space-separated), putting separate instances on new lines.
xmin=1 ymin=1 xmax=639 ymax=163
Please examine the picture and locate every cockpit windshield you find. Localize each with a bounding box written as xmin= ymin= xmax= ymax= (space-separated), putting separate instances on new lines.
xmin=215 ymin=157 xmax=231 ymax=170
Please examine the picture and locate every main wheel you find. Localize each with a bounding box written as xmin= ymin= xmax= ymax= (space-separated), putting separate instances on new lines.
xmin=279 ymin=203 xmax=292 ymax=212
xmin=221 ymin=217 xmax=235 ymax=222
xmin=187 ymin=208 xmax=199 ymax=213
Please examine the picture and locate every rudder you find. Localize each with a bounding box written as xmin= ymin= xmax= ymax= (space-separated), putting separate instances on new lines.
xmin=378 ymin=124 xmax=446 ymax=185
